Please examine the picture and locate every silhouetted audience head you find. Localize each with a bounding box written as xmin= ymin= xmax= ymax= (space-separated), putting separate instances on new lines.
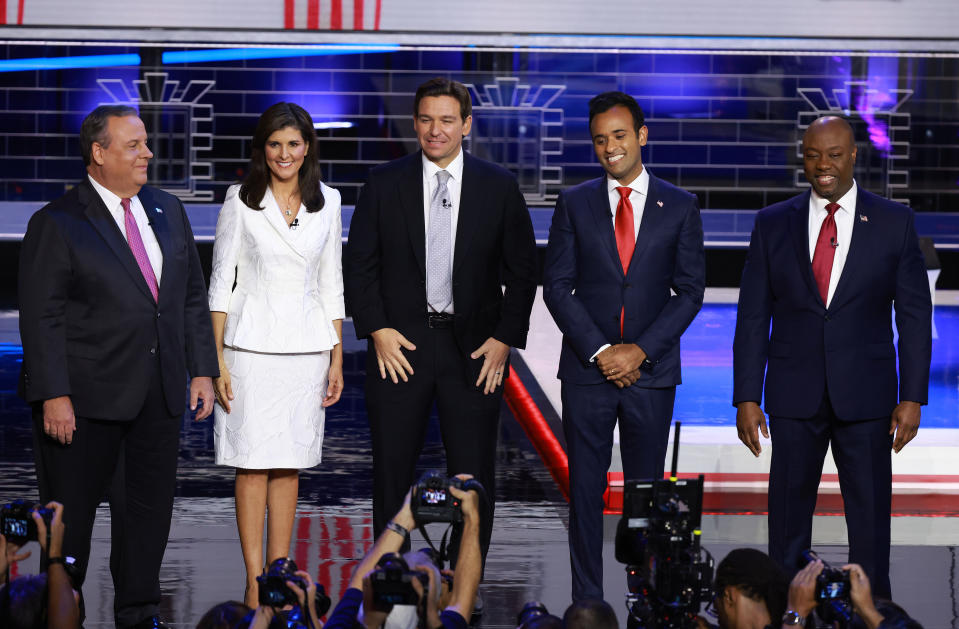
xmin=563 ymin=598 xmax=618 ymax=629
xmin=0 ymin=574 xmax=48 ymax=629
xmin=713 ymin=548 xmax=788 ymax=629
xmin=847 ymin=599 xmax=924 ymax=629
xmin=525 ymin=614 xmax=563 ymax=629
xmin=196 ymin=600 xmax=251 ymax=629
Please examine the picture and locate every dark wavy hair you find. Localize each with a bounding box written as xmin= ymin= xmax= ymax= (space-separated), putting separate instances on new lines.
xmin=239 ymin=102 xmax=325 ymax=213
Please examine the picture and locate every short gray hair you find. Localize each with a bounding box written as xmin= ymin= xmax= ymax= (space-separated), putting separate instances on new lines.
xmin=79 ymin=104 xmax=139 ymax=166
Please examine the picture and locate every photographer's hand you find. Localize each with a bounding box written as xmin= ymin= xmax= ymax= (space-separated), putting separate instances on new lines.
xmin=33 ymin=501 xmax=65 ymax=558
xmin=33 ymin=501 xmax=80 ymax=629
xmin=248 ymin=605 xmax=276 ymax=629
xmin=842 ymin=564 xmax=883 ymax=629
xmin=360 ymin=574 xmax=390 ymax=629
xmin=0 ymin=533 xmax=31 ymax=585
xmin=348 ymin=490 xmax=415 ymax=591
xmin=447 ymin=475 xmax=481 ymax=621
xmin=287 ymin=570 xmax=323 ymax=629
xmin=785 ymin=559 xmax=822 ymax=623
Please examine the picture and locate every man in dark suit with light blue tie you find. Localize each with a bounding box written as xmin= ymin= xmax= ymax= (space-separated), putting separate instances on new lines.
xmin=733 ymin=116 xmax=931 ymax=603
xmin=345 ymin=78 xmax=537 ymax=585
xmin=543 ymin=91 xmax=705 ymax=601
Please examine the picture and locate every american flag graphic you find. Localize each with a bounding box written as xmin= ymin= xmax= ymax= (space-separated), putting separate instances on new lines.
xmin=284 ymin=0 xmax=382 ymax=30
xmin=0 ymin=0 xmax=26 ymax=25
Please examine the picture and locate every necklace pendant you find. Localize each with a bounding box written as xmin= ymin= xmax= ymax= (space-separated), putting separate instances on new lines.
xmin=284 ymin=209 xmax=292 ymax=216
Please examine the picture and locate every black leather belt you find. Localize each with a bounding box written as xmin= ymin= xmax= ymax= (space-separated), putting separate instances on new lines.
xmin=427 ymin=312 xmax=455 ymax=329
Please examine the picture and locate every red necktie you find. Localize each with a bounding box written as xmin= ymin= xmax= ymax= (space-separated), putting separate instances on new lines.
xmin=811 ymin=202 xmax=840 ymax=306
xmin=615 ymin=186 xmax=635 ymax=335
xmin=121 ymin=198 xmax=159 ymax=302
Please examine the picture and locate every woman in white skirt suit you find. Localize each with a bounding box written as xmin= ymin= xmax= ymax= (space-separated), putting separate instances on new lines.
xmin=208 ymin=102 xmax=344 ymax=606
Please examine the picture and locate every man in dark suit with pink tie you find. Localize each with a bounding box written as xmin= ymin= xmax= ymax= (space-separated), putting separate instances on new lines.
xmin=19 ymin=105 xmax=218 ymax=629
xmin=543 ymin=91 xmax=705 ymax=601
xmin=733 ymin=116 xmax=932 ymax=602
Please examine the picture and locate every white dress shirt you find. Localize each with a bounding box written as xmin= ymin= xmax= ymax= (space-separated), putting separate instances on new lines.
xmin=808 ymin=180 xmax=857 ymax=308
xmin=606 ymin=166 xmax=649 ymax=241
xmin=422 ymin=148 xmax=464 ymax=313
xmin=591 ymin=167 xmax=650 ymax=361
xmin=88 ymin=174 xmax=163 ymax=283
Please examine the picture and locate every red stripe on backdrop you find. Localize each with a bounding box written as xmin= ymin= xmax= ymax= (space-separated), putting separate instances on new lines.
xmin=17 ymin=0 xmax=23 ymax=24
xmin=374 ymin=0 xmax=381 ymax=30
xmin=284 ymin=0 xmax=295 ymax=28
xmin=307 ymin=0 xmax=320 ymax=29
xmin=354 ymin=0 xmax=363 ymax=30
xmin=330 ymin=0 xmax=342 ymax=29
xmin=0 ymin=0 xmax=7 ymax=25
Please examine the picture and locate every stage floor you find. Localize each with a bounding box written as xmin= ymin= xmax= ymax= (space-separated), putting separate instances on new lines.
xmin=1 ymin=294 xmax=957 ymax=627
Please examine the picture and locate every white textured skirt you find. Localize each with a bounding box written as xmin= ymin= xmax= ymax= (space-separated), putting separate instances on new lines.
xmin=213 ymin=347 xmax=330 ymax=469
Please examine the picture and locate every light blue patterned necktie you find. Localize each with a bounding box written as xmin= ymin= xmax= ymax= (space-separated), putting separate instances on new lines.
xmin=427 ymin=170 xmax=452 ymax=313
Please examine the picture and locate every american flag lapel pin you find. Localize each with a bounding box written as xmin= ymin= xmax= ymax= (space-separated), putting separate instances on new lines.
xmin=656 ymin=200 xmax=664 ymax=207
xmin=859 ymin=214 xmax=868 ymax=222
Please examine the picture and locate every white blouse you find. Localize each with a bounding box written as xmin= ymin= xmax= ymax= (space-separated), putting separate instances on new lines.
xmin=208 ymin=183 xmax=345 ymax=354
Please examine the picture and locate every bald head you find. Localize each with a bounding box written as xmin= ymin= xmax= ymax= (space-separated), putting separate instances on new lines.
xmin=803 ymin=115 xmax=855 ymax=147
xmin=802 ymin=116 xmax=857 ymax=203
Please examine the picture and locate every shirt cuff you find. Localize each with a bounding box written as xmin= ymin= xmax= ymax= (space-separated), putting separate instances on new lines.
xmin=589 ymin=344 xmax=611 ymax=362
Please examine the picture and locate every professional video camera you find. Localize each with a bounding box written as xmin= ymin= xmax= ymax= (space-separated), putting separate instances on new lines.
xmin=257 ymin=557 xmax=331 ymax=621
xmin=614 ymin=422 xmax=714 ymax=629
xmin=802 ymin=550 xmax=853 ymax=626
xmin=1 ymin=499 xmax=54 ymax=546
xmin=410 ymin=471 xmax=484 ymax=525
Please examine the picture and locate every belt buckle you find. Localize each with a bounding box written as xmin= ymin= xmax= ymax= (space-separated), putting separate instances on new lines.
xmin=427 ymin=312 xmax=452 ymax=329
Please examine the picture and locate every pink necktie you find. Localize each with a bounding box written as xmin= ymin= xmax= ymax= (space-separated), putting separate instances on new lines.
xmin=614 ymin=186 xmax=635 ymax=336
xmin=121 ymin=198 xmax=159 ymax=302
xmin=811 ymin=202 xmax=840 ymax=306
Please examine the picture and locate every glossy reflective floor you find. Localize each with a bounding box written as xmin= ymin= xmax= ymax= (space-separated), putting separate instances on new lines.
xmin=2 ymin=301 xmax=958 ymax=628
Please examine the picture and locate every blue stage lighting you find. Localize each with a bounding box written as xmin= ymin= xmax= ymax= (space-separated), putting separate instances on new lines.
xmin=0 ymin=53 xmax=141 ymax=73
xmin=162 ymin=45 xmax=399 ymax=65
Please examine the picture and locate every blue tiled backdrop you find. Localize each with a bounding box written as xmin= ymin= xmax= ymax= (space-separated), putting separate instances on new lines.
xmin=2 ymin=44 xmax=958 ymax=224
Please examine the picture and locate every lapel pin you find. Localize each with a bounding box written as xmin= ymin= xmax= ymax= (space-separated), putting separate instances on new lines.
xmin=656 ymin=200 xmax=663 ymax=207
xmin=859 ymin=214 xmax=868 ymax=222
xmin=155 ymin=207 xmax=163 ymax=214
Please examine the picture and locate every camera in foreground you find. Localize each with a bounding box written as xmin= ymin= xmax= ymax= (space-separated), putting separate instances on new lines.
xmin=410 ymin=471 xmax=483 ymax=525
xmin=1 ymin=499 xmax=53 ymax=545
xmin=802 ymin=550 xmax=853 ymax=625
xmin=369 ymin=552 xmax=430 ymax=606
xmin=257 ymin=557 xmax=330 ymax=617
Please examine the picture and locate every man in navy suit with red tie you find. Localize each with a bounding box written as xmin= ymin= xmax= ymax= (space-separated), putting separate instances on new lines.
xmin=733 ymin=116 xmax=931 ymax=603
xmin=543 ymin=91 xmax=705 ymax=601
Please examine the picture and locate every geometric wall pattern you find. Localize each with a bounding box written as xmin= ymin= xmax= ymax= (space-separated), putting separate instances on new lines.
xmin=1 ymin=43 xmax=957 ymax=215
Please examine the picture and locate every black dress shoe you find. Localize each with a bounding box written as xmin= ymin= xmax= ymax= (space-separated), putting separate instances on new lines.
xmin=130 ymin=616 xmax=171 ymax=629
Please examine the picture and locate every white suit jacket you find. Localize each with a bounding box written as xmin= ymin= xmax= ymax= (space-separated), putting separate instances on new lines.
xmin=208 ymin=183 xmax=345 ymax=353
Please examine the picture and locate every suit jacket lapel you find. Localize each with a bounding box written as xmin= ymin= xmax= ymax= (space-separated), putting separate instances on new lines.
xmin=261 ymin=187 xmax=307 ymax=260
xmin=627 ymin=173 xmax=659 ymax=275
xmin=400 ymin=153 xmax=426 ymax=276
xmin=586 ymin=177 xmax=623 ymax=275
xmin=788 ymin=191 xmax=824 ymax=307
xmin=828 ymin=189 xmax=869 ymax=311
xmin=80 ymin=179 xmax=156 ymax=303
xmin=136 ymin=186 xmax=172 ymax=299
xmin=453 ymin=153 xmax=481 ymax=275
